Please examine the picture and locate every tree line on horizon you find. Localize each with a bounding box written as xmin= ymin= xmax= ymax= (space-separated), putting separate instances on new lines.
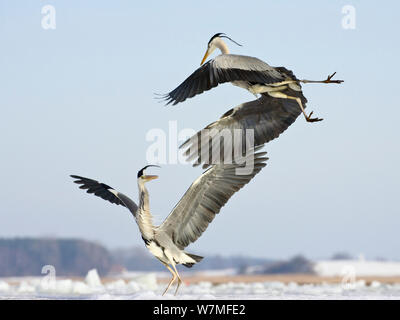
xmin=0 ymin=237 xmax=323 ymax=277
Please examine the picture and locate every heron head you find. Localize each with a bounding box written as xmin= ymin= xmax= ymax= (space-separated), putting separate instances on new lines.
xmin=200 ymin=33 xmax=242 ymax=65
xmin=137 ymin=165 xmax=160 ymax=182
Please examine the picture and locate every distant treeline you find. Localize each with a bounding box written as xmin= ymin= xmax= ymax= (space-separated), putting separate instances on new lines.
xmin=0 ymin=237 xmax=317 ymax=277
xmin=0 ymin=238 xmax=112 ymax=277
xmin=258 ymin=255 xmax=315 ymax=274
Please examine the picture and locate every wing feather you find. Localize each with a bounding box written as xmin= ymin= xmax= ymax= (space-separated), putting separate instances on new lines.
xmin=162 ymin=54 xmax=286 ymax=106
xmin=156 ymin=147 xmax=268 ymax=249
xmin=180 ymin=88 xmax=307 ymax=168
xmin=70 ymin=175 xmax=138 ymax=215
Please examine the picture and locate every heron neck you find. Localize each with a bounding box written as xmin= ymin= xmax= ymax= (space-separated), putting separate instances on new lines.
xmin=137 ymin=181 xmax=155 ymax=240
xmin=138 ymin=181 xmax=150 ymax=213
xmin=215 ymin=38 xmax=230 ymax=54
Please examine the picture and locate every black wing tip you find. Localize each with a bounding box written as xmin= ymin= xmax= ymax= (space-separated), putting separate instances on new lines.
xmin=165 ymin=97 xmax=175 ymax=106
xmin=153 ymin=92 xmax=175 ymax=106
xmin=154 ymin=92 xmax=168 ymax=99
xmin=70 ymin=175 xmax=85 ymax=183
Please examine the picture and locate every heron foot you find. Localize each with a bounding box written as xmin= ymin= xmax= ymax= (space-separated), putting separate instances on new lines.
xmin=323 ymin=72 xmax=344 ymax=84
xmin=306 ymin=111 xmax=323 ymax=123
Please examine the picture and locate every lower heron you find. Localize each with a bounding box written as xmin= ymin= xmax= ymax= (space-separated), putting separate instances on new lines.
xmin=70 ymin=147 xmax=267 ymax=295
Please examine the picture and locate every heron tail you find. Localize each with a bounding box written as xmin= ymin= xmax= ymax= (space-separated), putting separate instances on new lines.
xmin=182 ymin=253 xmax=203 ymax=268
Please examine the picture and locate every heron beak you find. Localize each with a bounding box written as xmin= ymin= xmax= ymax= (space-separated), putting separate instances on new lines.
xmin=143 ymin=175 xmax=158 ymax=181
xmin=200 ymin=48 xmax=211 ymax=66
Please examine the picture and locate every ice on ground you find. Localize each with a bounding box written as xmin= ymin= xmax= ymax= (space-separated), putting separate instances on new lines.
xmin=1 ymin=278 xmax=399 ymax=300
xmin=1 ymin=268 xmax=400 ymax=300
xmin=85 ymin=269 xmax=103 ymax=288
xmin=105 ymin=279 xmax=126 ymax=292
xmin=0 ymin=281 xmax=10 ymax=292
xmin=130 ymin=273 xmax=158 ymax=291
xmin=17 ymin=281 xmax=36 ymax=294
xmin=72 ymin=281 xmax=92 ymax=295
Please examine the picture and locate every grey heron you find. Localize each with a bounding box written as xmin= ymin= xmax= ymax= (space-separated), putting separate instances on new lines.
xmin=161 ymin=33 xmax=344 ymax=168
xmin=70 ymin=149 xmax=267 ymax=295
xmin=162 ymin=33 xmax=343 ymax=123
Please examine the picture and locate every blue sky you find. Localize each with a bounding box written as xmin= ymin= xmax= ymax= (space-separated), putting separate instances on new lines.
xmin=1 ymin=1 xmax=399 ymax=260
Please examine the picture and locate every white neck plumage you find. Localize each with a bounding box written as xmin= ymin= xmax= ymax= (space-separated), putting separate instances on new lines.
xmin=138 ymin=180 xmax=150 ymax=212
xmin=136 ymin=180 xmax=155 ymax=240
xmin=214 ymin=38 xmax=230 ymax=54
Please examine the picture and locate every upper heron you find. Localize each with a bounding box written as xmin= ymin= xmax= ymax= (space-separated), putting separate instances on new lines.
xmin=70 ymin=148 xmax=267 ymax=295
xmin=162 ymin=33 xmax=343 ymax=123
xmin=161 ymin=33 xmax=343 ymax=168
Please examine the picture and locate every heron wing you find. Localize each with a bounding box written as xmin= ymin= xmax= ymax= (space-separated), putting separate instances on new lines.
xmin=162 ymin=54 xmax=286 ymax=106
xmin=180 ymin=88 xmax=307 ymax=169
xmin=70 ymin=175 xmax=138 ymax=215
xmin=156 ymin=147 xmax=268 ymax=249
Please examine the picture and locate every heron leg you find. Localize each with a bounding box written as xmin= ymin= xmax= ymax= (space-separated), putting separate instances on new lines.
xmin=267 ymin=91 xmax=323 ymax=123
xmin=267 ymin=72 xmax=343 ymax=87
xmin=161 ymin=262 xmax=177 ymax=296
xmin=300 ymin=72 xmax=344 ymax=84
xmin=172 ymin=264 xmax=183 ymax=296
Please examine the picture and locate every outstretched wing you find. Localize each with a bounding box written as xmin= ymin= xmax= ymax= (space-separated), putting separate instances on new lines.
xmin=162 ymin=54 xmax=285 ymax=106
xmin=156 ymin=147 xmax=268 ymax=250
xmin=70 ymin=175 xmax=138 ymax=215
xmin=180 ymin=88 xmax=307 ymax=169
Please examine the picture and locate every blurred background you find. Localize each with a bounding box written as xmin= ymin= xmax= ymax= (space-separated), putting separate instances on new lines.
xmin=0 ymin=1 xmax=399 ymax=284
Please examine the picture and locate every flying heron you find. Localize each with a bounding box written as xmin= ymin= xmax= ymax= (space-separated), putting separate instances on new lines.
xmin=160 ymin=33 xmax=344 ymax=168
xmin=162 ymin=33 xmax=343 ymax=123
xmin=70 ymin=148 xmax=267 ymax=295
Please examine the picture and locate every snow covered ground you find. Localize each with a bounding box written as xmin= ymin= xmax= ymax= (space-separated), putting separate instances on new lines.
xmin=1 ymin=267 xmax=400 ymax=300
